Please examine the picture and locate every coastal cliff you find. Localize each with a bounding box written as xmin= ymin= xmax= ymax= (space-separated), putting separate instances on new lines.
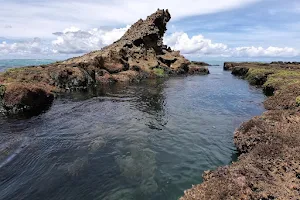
xmin=181 ymin=62 xmax=300 ymax=199
xmin=0 ymin=9 xmax=208 ymax=116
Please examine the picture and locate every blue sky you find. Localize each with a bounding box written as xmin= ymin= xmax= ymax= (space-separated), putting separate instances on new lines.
xmin=1 ymin=0 xmax=300 ymax=60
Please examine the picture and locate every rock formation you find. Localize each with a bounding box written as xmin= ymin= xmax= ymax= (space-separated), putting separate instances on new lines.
xmin=61 ymin=9 xmax=209 ymax=80
xmin=181 ymin=62 xmax=300 ymax=200
xmin=0 ymin=9 xmax=209 ymax=115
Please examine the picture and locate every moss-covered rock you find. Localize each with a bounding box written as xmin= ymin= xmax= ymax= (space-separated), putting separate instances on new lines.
xmin=231 ymin=66 xmax=249 ymax=77
xmin=245 ymin=68 xmax=274 ymax=85
xmin=153 ymin=68 xmax=165 ymax=77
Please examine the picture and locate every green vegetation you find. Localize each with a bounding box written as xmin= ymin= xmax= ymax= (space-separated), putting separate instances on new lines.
xmin=245 ymin=68 xmax=274 ymax=85
xmin=153 ymin=68 xmax=165 ymax=77
xmin=5 ymin=67 xmax=27 ymax=73
xmin=296 ymin=96 xmax=300 ymax=106
xmin=244 ymin=67 xmax=300 ymax=89
xmin=263 ymin=70 xmax=300 ymax=88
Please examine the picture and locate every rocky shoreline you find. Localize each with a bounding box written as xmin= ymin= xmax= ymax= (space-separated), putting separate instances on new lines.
xmin=181 ymin=62 xmax=300 ymax=199
xmin=0 ymin=9 xmax=209 ymax=116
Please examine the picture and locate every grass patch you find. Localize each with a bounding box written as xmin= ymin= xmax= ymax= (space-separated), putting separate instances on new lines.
xmin=153 ymin=68 xmax=165 ymax=77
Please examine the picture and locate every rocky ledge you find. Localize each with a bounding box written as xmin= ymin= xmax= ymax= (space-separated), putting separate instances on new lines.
xmin=0 ymin=9 xmax=209 ymax=116
xmin=181 ymin=62 xmax=300 ymax=199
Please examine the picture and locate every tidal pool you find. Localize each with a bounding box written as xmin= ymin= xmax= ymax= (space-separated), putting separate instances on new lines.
xmin=0 ymin=64 xmax=265 ymax=200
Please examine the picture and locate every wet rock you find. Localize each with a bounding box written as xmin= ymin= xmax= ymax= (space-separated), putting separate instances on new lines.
xmin=181 ymin=110 xmax=300 ymax=200
xmin=188 ymin=65 xmax=209 ymax=75
xmin=49 ymin=66 xmax=90 ymax=89
xmin=223 ymin=62 xmax=237 ymax=70
xmin=231 ymin=66 xmax=249 ymax=76
xmin=191 ymin=61 xmax=211 ymax=66
xmin=1 ymin=83 xmax=54 ymax=115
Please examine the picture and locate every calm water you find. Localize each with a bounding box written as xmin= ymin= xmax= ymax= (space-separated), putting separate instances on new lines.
xmin=0 ymin=60 xmax=265 ymax=200
xmin=0 ymin=59 xmax=56 ymax=72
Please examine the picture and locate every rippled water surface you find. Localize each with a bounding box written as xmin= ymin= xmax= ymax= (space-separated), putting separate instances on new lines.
xmin=0 ymin=63 xmax=265 ymax=200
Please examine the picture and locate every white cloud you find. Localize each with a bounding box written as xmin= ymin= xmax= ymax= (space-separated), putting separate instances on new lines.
xmin=0 ymin=0 xmax=260 ymax=38
xmin=232 ymin=46 xmax=299 ymax=57
xmin=52 ymin=26 xmax=130 ymax=54
xmin=0 ymin=27 xmax=298 ymax=58
xmin=164 ymin=32 xmax=299 ymax=57
xmin=164 ymin=32 xmax=228 ymax=55
xmin=0 ymin=38 xmax=45 ymax=55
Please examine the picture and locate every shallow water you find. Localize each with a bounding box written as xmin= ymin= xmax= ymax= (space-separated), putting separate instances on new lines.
xmin=0 ymin=63 xmax=265 ymax=200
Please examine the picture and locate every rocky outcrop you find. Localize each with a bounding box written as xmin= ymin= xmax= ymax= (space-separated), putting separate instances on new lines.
xmin=61 ymin=9 xmax=208 ymax=79
xmin=223 ymin=62 xmax=237 ymax=70
xmin=270 ymin=61 xmax=300 ymax=65
xmin=191 ymin=61 xmax=211 ymax=66
xmin=188 ymin=65 xmax=209 ymax=75
xmin=181 ymin=62 xmax=300 ymax=200
xmin=0 ymin=9 xmax=209 ymax=116
xmin=0 ymin=83 xmax=54 ymax=116
xmin=181 ymin=110 xmax=300 ymax=200
xmin=231 ymin=66 xmax=249 ymax=76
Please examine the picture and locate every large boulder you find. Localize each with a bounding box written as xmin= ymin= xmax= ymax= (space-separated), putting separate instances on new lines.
xmin=1 ymin=83 xmax=54 ymax=115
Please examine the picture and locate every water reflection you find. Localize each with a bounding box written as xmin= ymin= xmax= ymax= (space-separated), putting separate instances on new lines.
xmin=0 ymin=66 xmax=266 ymax=200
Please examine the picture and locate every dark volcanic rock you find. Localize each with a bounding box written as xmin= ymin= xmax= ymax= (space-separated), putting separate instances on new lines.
xmin=62 ymin=9 xmax=195 ymax=77
xmin=1 ymin=83 xmax=54 ymax=115
xmin=231 ymin=66 xmax=249 ymax=76
xmin=223 ymin=62 xmax=237 ymax=70
xmin=191 ymin=61 xmax=211 ymax=66
xmin=188 ymin=65 xmax=209 ymax=75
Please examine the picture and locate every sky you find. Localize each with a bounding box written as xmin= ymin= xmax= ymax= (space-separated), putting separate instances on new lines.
xmin=1 ymin=0 xmax=300 ymax=61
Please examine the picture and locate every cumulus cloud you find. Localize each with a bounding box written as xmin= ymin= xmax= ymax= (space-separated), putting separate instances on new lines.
xmin=164 ymin=32 xmax=228 ymax=55
xmin=0 ymin=0 xmax=260 ymax=38
xmin=164 ymin=32 xmax=299 ymax=57
xmin=0 ymin=38 xmax=45 ymax=55
xmin=232 ymin=46 xmax=299 ymax=57
xmin=52 ymin=26 xmax=130 ymax=54
xmin=1 ymin=27 xmax=298 ymax=58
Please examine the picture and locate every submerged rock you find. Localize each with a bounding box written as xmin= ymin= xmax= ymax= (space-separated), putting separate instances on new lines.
xmin=188 ymin=65 xmax=210 ymax=75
